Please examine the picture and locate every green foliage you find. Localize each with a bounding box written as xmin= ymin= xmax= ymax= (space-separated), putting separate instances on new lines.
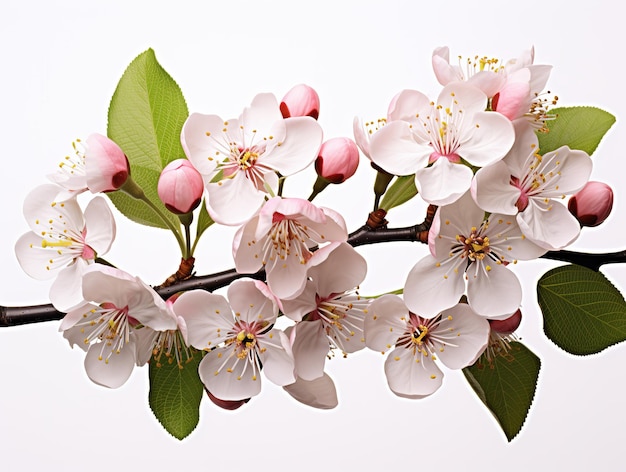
xmin=148 ymin=350 xmax=204 ymax=440
xmin=537 ymin=264 xmax=626 ymax=355
xmin=463 ymin=342 xmax=540 ymax=442
xmin=107 ymin=49 xmax=189 ymax=229
xmin=537 ymin=106 xmax=615 ymax=156
xmin=379 ymin=175 xmax=418 ymax=211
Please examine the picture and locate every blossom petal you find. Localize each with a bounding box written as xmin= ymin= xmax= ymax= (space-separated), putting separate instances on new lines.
xmin=459 ymin=111 xmax=514 ymax=167
xmin=415 ymin=158 xmax=473 ymax=206
xmin=257 ymin=330 xmax=295 ymax=387
xmin=466 ymin=262 xmax=522 ymax=319
xmin=518 ymin=200 xmax=581 ymax=250
xmin=242 ymin=93 xmax=283 ymax=141
xmin=172 ymin=290 xmax=234 ymax=349
xmin=404 ymin=256 xmax=465 ymax=319
xmin=206 ymin=171 xmax=266 ymax=226
xmin=384 ymin=347 xmax=443 ymax=399
xmin=84 ymin=340 xmax=136 ymax=389
xmin=472 ymin=161 xmax=520 ymax=214
xmin=199 ymin=348 xmax=262 ymax=401
xmin=283 ymin=373 xmax=338 ymax=409
xmin=227 ymin=278 xmax=278 ymax=325
xmin=83 ymin=196 xmax=116 ymax=255
xmin=369 ymin=120 xmax=430 ymax=176
xmin=281 ymin=281 xmax=319 ymax=322
xmin=436 ymin=304 xmax=490 ymax=369
xmin=364 ymin=295 xmax=410 ymax=352
xmin=180 ymin=113 xmax=224 ymax=178
xmin=386 ymin=89 xmax=431 ymax=122
xmin=308 ymin=242 xmax=367 ymax=297
xmin=289 ymin=321 xmax=328 ymax=381
xmin=49 ymin=260 xmax=89 ymax=312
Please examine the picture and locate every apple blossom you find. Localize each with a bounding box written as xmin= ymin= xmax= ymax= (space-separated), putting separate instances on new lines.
xmin=314 ymin=137 xmax=360 ymax=184
xmin=59 ymin=265 xmax=176 ymax=388
xmin=280 ymin=84 xmax=320 ymax=120
xmin=178 ymin=279 xmax=295 ymax=401
xmin=157 ymin=158 xmax=204 ymax=214
xmin=404 ymin=192 xmax=546 ymax=319
xmin=568 ymin=181 xmax=614 ymax=227
xmin=181 ymin=93 xmax=323 ymax=225
xmin=368 ymin=83 xmax=515 ymax=206
xmin=233 ymin=197 xmax=348 ymax=300
xmin=365 ymin=295 xmax=490 ymax=399
xmin=283 ymin=373 xmax=338 ymax=409
xmin=472 ymin=122 xmax=592 ymax=249
xmin=14 ymin=184 xmax=116 ymax=311
xmin=281 ymin=242 xmax=369 ymax=380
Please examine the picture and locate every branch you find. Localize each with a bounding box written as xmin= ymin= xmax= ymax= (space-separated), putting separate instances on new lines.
xmin=3 ymin=211 xmax=625 ymax=327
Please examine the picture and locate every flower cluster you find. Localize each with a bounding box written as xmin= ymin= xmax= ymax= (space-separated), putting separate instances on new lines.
xmin=13 ymin=46 xmax=617 ymax=437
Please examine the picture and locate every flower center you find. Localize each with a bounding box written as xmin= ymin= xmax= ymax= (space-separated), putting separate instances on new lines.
xmin=456 ymin=227 xmax=490 ymax=261
xmin=262 ymin=217 xmax=317 ymax=266
xmin=75 ymin=303 xmax=132 ymax=363
xmin=151 ymin=329 xmax=194 ymax=369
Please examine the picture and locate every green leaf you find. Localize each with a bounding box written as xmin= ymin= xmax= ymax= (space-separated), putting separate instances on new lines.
xmin=107 ymin=49 xmax=189 ymax=229
xmin=379 ymin=175 xmax=418 ymax=211
xmin=537 ymin=106 xmax=615 ymax=156
xmin=463 ymin=342 xmax=540 ymax=442
xmin=148 ymin=349 xmax=204 ymax=440
xmin=537 ymin=264 xmax=626 ymax=355
xmin=194 ymin=199 xmax=214 ymax=243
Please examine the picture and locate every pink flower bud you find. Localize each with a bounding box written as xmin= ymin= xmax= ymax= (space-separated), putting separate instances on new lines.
xmin=157 ymin=159 xmax=204 ymax=214
xmin=488 ymin=309 xmax=522 ymax=335
xmin=206 ymin=390 xmax=250 ymax=410
xmin=280 ymin=84 xmax=320 ymax=120
xmin=85 ymin=133 xmax=130 ymax=193
xmin=568 ymin=181 xmax=614 ymax=227
xmin=315 ymin=137 xmax=360 ymax=184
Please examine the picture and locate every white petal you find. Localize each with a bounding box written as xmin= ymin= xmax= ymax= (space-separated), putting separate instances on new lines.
xmin=283 ymin=373 xmax=338 ymax=409
xmin=459 ymin=111 xmax=515 ymax=167
xmin=84 ymin=340 xmax=136 ymax=389
xmin=438 ymin=82 xmax=488 ymax=116
xmin=199 ymin=348 xmax=262 ymax=401
xmin=415 ymin=159 xmax=473 ymax=206
xmin=172 ymin=290 xmax=233 ymax=349
xmin=539 ymin=146 xmax=592 ymax=196
xmin=261 ymin=116 xmax=323 ymax=176
xmin=466 ymin=262 xmax=522 ymax=319
xmin=435 ymin=304 xmax=490 ymax=369
xmin=472 ymin=161 xmax=519 ymax=214
xmin=290 ymin=321 xmax=329 ymax=381
xmin=404 ymin=256 xmax=465 ymax=319
xmin=83 ymin=196 xmax=116 ymax=255
xmin=308 ymin=242 xmax=367 ymax=296
xmin=49 ymin=261 xmax=89 ymax=312
xmin=14 ymin=232 xmax=71 ymax=279
xmin=384 ymin=347 xmax=443 ymax=399
xmin=206 ymin=171 xmax=266 ymax=226
xmin=227 ymin=278 xmax=278 ymax=324
xmin=242 ymin=93 xmax=283 ymax=140
xmin=386 ymin=89 xmax=431 ymax=122
xmin=364 ymin=295 xmax=409 ymax=352
xmin=281 ymin=281 xmax=319 ymax=322
xmin=258 ymin=330 xmax=296 ymax=387
xmin=518 ymin=201 xmax=581 ymax=250
xmin=369 ymin=120 xmax=431 ymax=176
xmin=180 ymin=113 xmax=223 ymax=177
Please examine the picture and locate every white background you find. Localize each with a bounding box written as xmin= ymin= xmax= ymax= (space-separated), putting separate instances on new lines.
xmin=1 ymin=1 xmax=625 ymax=470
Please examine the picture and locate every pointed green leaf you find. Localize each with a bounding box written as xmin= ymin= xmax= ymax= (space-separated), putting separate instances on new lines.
xmin=463 ymin=342 xmax=540 ymax=442
xmin=537 ymin=264 xmax=626 ymax=355
xmin=379 ymin=175 xmax=418 ymax=211
xmin=193 ymin=199 xmax=214 ymax=250
xmin=537 ymin=106 xmax=615 ymax=156
xmin=148 ymin=350 xmax=204 ymax=440
xmin=107 ymin=49 xmax=189 ymax=229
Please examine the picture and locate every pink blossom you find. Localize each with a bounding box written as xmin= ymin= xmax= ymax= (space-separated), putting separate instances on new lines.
xmin=157 ymin=159 xmax=204 ymax=214
xmin=84 ymin=133 xmax=130 ymax=193
xmin=315 ymin=137 xmax=360 ymax=184
xmin=280 ymin=84 xmax=320 ymax=120
xmin=568 ymin=181 xmax=614 ymax=227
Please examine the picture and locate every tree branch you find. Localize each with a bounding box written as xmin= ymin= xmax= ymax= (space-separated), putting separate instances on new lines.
xmin=3 ymin=214 xmax=625 ymax=327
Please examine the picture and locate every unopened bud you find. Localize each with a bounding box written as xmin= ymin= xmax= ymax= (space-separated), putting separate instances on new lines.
xmin=207 ymin=390 xmax=250 ymax=410
xmin=315 ymin=137 xmax=360 ymax=184
xmin=85 ymin=133 xmax=130 ymax=193
xmin=568 ymin=181 xmax=614 ymax=227
xmin=488 ymin=309 xmax=522 ymax=335
xmin=280 ymin=84 xmax=320 ymax=120
xmin=157 ymin=159 xmax=204 ymax=214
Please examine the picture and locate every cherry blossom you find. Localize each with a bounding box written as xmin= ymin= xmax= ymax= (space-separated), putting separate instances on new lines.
xmin=280 ymin=84 xmax=320 ymax=120
xmin=178 ymin=279 xmax=295 ymax=401
xmin=568 ymin=181 xmax=614 ymax=227
xmin=365 ymin=295 xmax=490 ymax=399
xmin=233 ymin=197 xmax=348 ymax=300
xmin=281 ymin=242 xmax=369 ymax=381
xmin=59 ymin=265 xmax=176 ymax=388
xmin=472 ymin=123 xmax=592 ymax=249
xmin=181 ymin=93 xmax=323 ymax=225
xmin=368 ymin=83 xmax=515 ymax=206
xmin=14 ymin=184 xmax=116 ymax=311
xmin=404 ymin=192 xmax=546 ymax=319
